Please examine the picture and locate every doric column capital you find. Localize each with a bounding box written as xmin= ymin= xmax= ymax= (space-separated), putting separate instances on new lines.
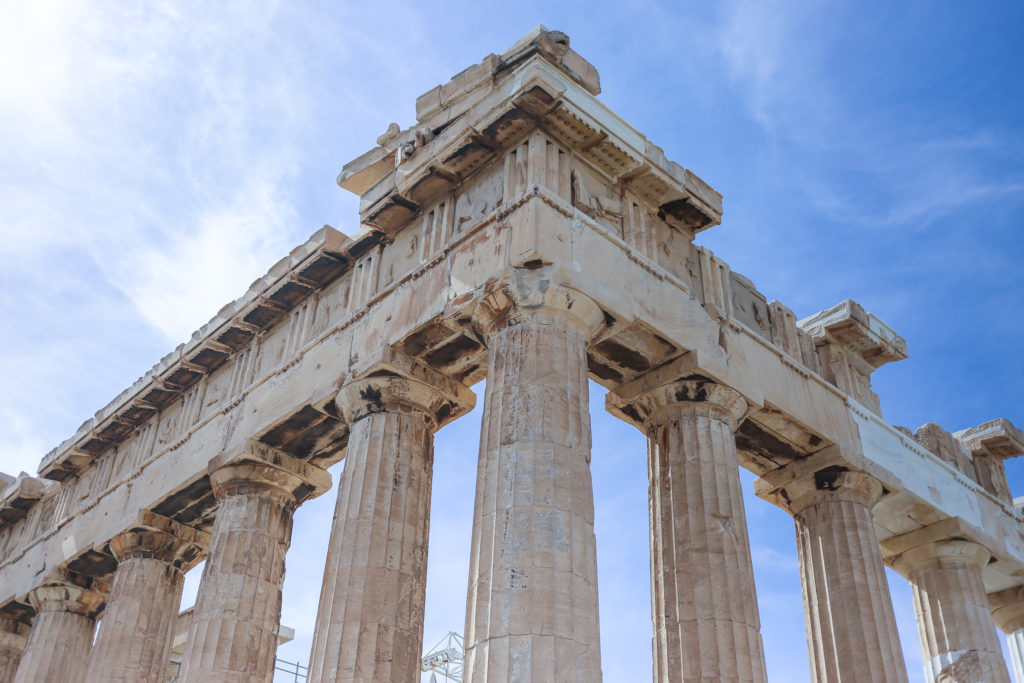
xmin=607 ymin=356 xmax=748 ymax=432
xmin=336 ymin=349 xmax=475 ymax=430
xmin=0 ymin=615 xmax=29 ymax=654
xmin=108 ymin=511 xmax=210 ymax=569
xmin=755 ymin=450 xmax=887 ymax=515
xmin=472 ymin=272 xmax=606 ymax=340
xmin=627 ymin=378 xmax=747 ymax=430
xmin=208 ymin=440 xmax=332 ymax=507
xmin=990 ymin=585 xmax=1024 ymax=633
xmin=782 ymin=467 xmax=884 ymax=514
xmin=27 ymin=570 xmax=107 ymax=619
xmin=892 ymin=538 xmax=991 ymax=577
xmin=881 ymin=518 xmax=997 ymax=580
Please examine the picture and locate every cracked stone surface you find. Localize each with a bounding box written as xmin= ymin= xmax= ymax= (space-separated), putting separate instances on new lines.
xmin=178 ymin=451 xmax=329 ymax=683
xmin=785 ymin=469 xmax=907 ymax=683
xmin=895 ymin=540 xmax=1010 ymax=683
xmin=464 ymin=296 xmax=603 ymax=683
xmin=308 ymin=373 xmax=471 ymax=683
xmin=13 ymin=581 xmax=104 ymax=683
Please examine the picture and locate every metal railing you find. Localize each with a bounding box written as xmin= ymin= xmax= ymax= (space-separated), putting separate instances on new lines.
xmin=167 ymin=657 xmax=308 ymax=681
xmin=166 ymin=629 xmax=466 ymax=682
xmin=274 ymin=657 xmax=309 ymax=681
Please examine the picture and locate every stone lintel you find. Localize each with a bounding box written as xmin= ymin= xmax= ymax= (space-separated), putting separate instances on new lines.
xmin=881 ymin=518 xmax=997 ymax=575
xmin=754 ymin=447 xmax=888 ymax=513
xmin=798 ymin=299 xmax=908 ymax=371
xmin=990 ymin=585 xmax=1024 ymax=633
xmin=208 ymin=441 xmax=332 ymax=504
xmin=956 ymin=418 xmax=1024 ymax=460
xmin=336 ymin=349 xmax=476 ymax=429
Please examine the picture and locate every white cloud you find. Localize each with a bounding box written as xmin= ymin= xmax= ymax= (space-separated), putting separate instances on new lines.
xmin=752 ymin=544 xmax=800 ymax=573
xmin=104 ymin=173 xmax=299 ymax=341
xmin=0 ymin=1 xmax=320 ymax=344
xmin=717 ymin=0 xmax=787 ymax=128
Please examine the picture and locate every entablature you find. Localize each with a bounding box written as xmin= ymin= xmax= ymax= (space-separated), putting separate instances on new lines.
xmin=37 ymin=227 xmax=352 ymax=482
xmin=340 ymin=30 xmax=721 ymax=245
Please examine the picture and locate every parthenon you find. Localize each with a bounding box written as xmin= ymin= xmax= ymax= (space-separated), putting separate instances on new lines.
xmin=1 ymin=25 xmax=1023 ymax=682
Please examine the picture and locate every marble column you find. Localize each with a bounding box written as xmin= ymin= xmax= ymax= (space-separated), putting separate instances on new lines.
xmin=308 ymin=365 xmax=474 ymax=682
xmin=0 ymin=616 xmax=28 ymax=683
xmin=179 ymin=443 xmax=331 ymax=683
xmin=85 ymin=514 xmax=208 ymax=683
xmin=990 ymin=586 xmax=1024 ymax=683
xmin=608 ymin=367 xmax=767 ymax=683
xmin=894 ymin=539 xmax=1011 ymax=683
xmin=777 ymin=467 xmax=907 ymax=683
xmin=12 ymin=575 xmax=105 ymax=683
xmin=464 ymin=287 xmax=605 ymax=683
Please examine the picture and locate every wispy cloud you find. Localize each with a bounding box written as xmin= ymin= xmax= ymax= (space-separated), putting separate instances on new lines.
xmin=712 ymin=0 xmax=1024 ymax=232
xmin=1 ymin=2 xmax=318 ymax=343
xmin=752 ymin=544 xmax=800 ymax=573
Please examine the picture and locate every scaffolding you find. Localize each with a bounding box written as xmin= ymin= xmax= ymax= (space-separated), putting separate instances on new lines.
xmin=168 ymin=656 xmax=307 ymax=682
xmin=167 ymin=632 xmax=463 ymax=682
xmin=420 ymin=631 xmax=464 ymax=682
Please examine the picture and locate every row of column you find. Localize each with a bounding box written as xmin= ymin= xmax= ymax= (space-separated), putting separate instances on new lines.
xmin=5 ymin=287 xmax=1024 ymax=683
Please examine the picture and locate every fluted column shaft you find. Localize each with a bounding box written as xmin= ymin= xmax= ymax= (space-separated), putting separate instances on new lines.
xmin=85 ymin=518 xmax=207 ymax=683
xmin=990 ymin=586 xmax=1024 ymax=683
xmin=0 ymin=617 xmax=28 ymax=683
xmin=13 ymin=580 xmax=105 ymax=683
xmin=309 ymin=369 xmax=473 ymax=683
xmin=785 ymin=469 xmax=907 ymax=682
xmin=1010 ymin=634 xmax=1024 ymax=683
xmin=464 ymin=296 xmax=604 ymax=682
xmin=896 ymin=540 xmax=1010 ymax=683
xmin=647 ymin=389 xmax=766 ymax=683
xmin=179 ymin=445 xmax=330 ymax=683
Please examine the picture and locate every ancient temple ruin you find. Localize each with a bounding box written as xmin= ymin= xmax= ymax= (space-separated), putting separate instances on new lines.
xmin=2 ymin=27 xmax=1023 ymax=683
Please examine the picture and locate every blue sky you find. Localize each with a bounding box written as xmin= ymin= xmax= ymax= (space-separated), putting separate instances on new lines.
xmin=1 ymin=2 xmax=1022 ymax=681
